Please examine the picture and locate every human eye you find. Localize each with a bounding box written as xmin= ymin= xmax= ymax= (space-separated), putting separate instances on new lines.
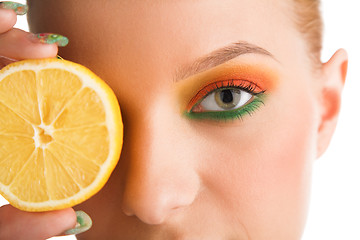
xmin=184 ymin=79 xmax=266 ymax=121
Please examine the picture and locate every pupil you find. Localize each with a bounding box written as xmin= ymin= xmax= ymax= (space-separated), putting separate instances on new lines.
xmin=220 ymin=90 xmax=233 ymax=103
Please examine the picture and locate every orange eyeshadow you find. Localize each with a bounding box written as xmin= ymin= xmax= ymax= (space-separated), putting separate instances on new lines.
xmin=208 ymin=64 xmax=279 ymax=90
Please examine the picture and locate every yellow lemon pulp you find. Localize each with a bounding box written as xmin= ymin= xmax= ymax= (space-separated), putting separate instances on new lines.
xmin=0 ymin=59 xmax=122 ymax=212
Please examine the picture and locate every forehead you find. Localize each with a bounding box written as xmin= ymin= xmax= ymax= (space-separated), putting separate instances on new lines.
xmin=29 ymin=0 xmax=296 ymax=53
xmin=29 ymin=0 xmax=306 ymax=81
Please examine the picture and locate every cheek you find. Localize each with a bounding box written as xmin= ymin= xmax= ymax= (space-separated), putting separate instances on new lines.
xmin=196 ymin=88 xmax=318 ymax=238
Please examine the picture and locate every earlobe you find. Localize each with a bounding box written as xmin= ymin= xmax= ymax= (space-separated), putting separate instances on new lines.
xmin=316 ymin=48 xmax=348 ymax=158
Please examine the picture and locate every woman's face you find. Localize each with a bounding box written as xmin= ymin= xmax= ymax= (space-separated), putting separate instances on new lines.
xmin=29 ymin=0 xmax=324 ymax=239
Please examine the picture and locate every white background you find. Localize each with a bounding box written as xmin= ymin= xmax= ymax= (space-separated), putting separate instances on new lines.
xmin=1 ymin=1 xmax=359 ymax=239
xmin=302 ymin=1 xmax=360 ymax=239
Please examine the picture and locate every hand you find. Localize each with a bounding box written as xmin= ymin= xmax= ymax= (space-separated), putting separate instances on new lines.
xmin=0 ymin=204 xmax=77 ymax=240
xmin=0 ymin=1 xmax=65 ymax=69
xmin=0 ymin=3 xmax=75 ymax=240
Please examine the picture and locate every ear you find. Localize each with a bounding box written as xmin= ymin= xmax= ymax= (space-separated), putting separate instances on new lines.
xmin=316 ymin=48 xmax=348 ymax=158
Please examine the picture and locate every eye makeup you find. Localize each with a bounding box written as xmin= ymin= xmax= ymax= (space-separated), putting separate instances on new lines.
xmin=177 ymin=61 xmax=279 ymax=122
xmin=186 ymin=79 xmax=264 ymax=112
xmin=184 ymin=79 xmax=266 ymax=121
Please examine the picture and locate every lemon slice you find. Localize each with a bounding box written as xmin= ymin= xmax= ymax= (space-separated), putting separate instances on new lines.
xmin=0 ymin=58 xmax=123 ymax=211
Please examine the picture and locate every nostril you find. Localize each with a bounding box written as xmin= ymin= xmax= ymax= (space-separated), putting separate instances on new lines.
xmin=123 ymin=211 xmax=133 ymax=217
xmin=141 ymin=215 xmax=165 ymax=225
xmin=121 ymin=197 xmax=169 ymax=225
xmin=121 ymin=205 xmax=135 ymax=217
xmin=122 ymin=204 xmax=167 ymax=225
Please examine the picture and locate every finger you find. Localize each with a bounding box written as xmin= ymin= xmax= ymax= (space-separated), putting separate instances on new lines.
xmin=0 ymin=8 xmax=17 ymax=33
xmin=0 ymin=205 xmax=77 ymax=240
xmin=0 ymin=28 xmax=59 ymax=59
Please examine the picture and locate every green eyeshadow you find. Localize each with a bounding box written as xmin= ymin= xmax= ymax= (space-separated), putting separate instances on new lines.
xmin=184 ymin=93 xmax=266 ymax=122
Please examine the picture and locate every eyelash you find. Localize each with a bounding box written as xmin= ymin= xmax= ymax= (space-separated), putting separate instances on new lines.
xmin=184 ymin=79 xmax=266 ymax=122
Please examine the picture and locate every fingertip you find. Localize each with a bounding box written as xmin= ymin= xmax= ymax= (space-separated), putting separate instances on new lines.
xmin=0 ymin=28 xmax=59 ymax=60
xmin=0 ymin=205 xmax=78 ymax=239
xmin=29 ymin=208 xmax=77 ymax=239
xmin=49 ymin=208 xmax=78 ymax=234
xmin=0 ymin=8 xmax=17 ymax=33
xmin=25 ymin=32 xmax=59 ymax=58
xmin=23 ymin=41 xmax=59 ymax=59
xmin=24 ymin=207 xmax=77 ymax=239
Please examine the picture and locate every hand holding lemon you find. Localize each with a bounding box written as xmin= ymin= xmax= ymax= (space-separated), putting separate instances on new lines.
xmin=0 ymin=2 xmax=122 ymax=238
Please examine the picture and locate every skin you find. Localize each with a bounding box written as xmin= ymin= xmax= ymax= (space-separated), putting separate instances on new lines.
xmin=0 ymin=0 xmax=347 ymax=239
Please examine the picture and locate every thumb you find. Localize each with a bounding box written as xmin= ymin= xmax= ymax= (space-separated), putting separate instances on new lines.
xmin=0 ymin=204 xmax=77 ymax=240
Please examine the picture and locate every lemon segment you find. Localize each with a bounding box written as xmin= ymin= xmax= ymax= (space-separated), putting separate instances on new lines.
xmin=0 ymin=102 xmax=34 ymax=136
xmin=9 ymin=148 xmax=49 ymax=203
xmin=0 ymin=137 xmax=34 ymax=185
xmin=53 ymin=125 xmax=110 ymax=165
xmin=53 ymin=87 xmax=106 ymax=129
xmin=38 ymin=68 xmax=83 ymax=125
xmin=0 ymin=70 xmax=40 ymax=125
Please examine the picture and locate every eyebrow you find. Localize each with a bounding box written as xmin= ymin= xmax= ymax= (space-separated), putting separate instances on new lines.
xmin=174 ymin=41 xmax=275 ymax=82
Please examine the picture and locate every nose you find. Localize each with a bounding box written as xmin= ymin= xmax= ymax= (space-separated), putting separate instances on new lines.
xmin=120 ymin=107 xmax=200 ymax=225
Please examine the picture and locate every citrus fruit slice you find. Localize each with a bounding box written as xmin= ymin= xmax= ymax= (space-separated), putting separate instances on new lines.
xmin=0 ymin=58 xmax=123 ymax=211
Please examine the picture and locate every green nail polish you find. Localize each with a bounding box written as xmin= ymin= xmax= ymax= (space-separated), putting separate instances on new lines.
xmin=56 ymin=55 xmax=64 ymax=60
xmin=65 ymin=211 xmax=92 ymax=235
xmin=0 ymin=1 xmax=28 ymax=15
xmin=33 ymin=33 xmax=69 ymax=47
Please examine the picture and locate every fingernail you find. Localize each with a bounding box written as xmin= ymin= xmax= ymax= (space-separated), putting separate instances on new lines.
xmin=65 ymin=211 xmax=92 ymax=235
xmin=29 ymin=33 xmax=69 ymax=47
xmin=0 ymin=1 xmax=28 ymax=15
